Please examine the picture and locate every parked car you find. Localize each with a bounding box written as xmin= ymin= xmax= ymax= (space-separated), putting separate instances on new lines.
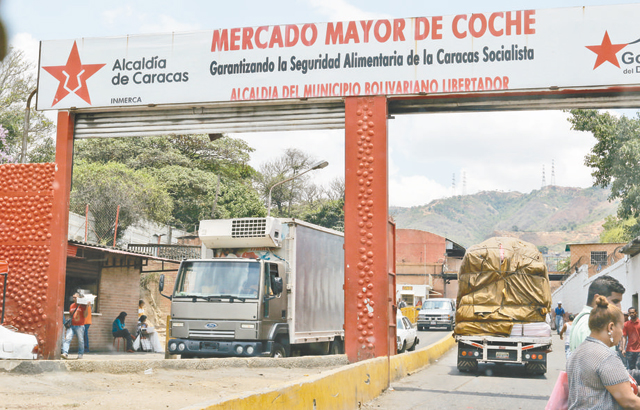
xmin=417 ymin=298 xmax=456 ymax=331
xmin=0 ymin=325 xmax=39 ymax=360
xmin=397 ymin=314 xmax=419 ymax=353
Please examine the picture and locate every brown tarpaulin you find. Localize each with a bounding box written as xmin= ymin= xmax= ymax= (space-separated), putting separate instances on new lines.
xmin=454 ymin=237 xmax=552 ymax=337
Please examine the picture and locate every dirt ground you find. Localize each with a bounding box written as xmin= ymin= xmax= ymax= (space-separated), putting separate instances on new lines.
xmin=0 ymin=365 xmax=336 ymax=410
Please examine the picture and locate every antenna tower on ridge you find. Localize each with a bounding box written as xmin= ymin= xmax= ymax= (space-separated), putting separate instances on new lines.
xmin=462 ymin=171 xmax=467 ymax=195
xmin=451 ymin=173 xmax=456 ymax=196
xmin=551 ymin=159 xmax=556 ymax=186
xmin=542 ymin=165 xmax=546 ymax=188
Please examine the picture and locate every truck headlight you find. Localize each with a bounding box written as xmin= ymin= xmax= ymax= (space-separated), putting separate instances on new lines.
xmin=178 ymin=343 xmax=186 ymax=352
xmin=169 ymin=342 xmax=177 ymax=351
xmin=235 ymin=345 xmax=244 ymax=354
xmin=246 ymin=346 xmax=255 ymax=355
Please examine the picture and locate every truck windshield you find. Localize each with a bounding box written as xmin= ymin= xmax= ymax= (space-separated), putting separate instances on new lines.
xmin=174 ymin=261 xmax=261 ymax=299
xmin=422 ymin=300 xmax=450 ymax=310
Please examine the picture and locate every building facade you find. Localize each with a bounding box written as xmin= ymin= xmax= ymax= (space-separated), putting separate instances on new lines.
xmin=566 ymin=242 xmax=626 ymax=277
xmin=395 ymin=229 xmax=465 ymax=305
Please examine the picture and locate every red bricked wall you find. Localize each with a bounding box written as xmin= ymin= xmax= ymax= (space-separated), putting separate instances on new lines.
xmin=0 ymin=163 xmax=56 ymax=351
xmin=569 ymin=243 xmax=625 ymax=277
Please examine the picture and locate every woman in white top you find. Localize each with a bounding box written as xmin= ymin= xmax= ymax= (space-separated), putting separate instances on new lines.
xmin=133 ymin=315 xmax=164 ymax=353
xmin=560 ymin=314 xmax=575 ymax=359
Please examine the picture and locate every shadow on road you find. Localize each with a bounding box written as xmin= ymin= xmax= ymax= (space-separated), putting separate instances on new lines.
xmin=447 ymin=363 xmax=548 ymax=379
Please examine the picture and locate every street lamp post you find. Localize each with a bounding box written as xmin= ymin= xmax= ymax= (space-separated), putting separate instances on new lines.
xmin=267 ymin=160 xmax=328 ymax=217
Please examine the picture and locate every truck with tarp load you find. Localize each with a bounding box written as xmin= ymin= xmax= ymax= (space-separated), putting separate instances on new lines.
xmin=159 ymin=217 xmax=344 ymax=358
xmin=454 ymin=237 xmax=552 ymax=375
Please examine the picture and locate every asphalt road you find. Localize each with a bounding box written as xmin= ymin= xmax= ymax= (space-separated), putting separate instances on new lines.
xmin=365 ymin=329 xmax=565 ymax=410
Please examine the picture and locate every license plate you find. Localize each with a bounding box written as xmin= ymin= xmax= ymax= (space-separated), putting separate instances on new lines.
xmin=495 ymin=351 xmax=509 ymax=359
xmin=201 ymin=342 xmax=219 ymax=350
xmin=431 ymin=321 xmax=437 ymax=325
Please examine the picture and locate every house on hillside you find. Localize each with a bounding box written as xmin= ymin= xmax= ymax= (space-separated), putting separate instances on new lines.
xmin=565 ymin=242 xmax=626 ymax=277
xmin=396 ymin=229 xmax=465 ymax=305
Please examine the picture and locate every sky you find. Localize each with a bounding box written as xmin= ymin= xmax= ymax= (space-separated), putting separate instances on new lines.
xmin=2 ymin=0 xmax=639 ymax=207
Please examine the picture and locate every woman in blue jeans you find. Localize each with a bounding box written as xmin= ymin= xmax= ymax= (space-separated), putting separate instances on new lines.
xmin=112 ymin=311 xmax=135 ymax=352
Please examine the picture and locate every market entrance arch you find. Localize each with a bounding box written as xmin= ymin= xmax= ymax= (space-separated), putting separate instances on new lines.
xmin=30 ymin=4 xmax=640 ymax=360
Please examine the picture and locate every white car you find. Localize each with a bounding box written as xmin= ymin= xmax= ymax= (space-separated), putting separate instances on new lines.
xmin=397 ymin=314 xmax=419 ymax=353
xmin=0 ymin=325 xmax=39 ymax=360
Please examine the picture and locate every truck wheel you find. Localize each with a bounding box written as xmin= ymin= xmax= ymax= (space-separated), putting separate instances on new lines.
xmin=398 ymin=341 xmax=406 ymax=353
xmin=408 ymin=339 xmax=418 ymax=351
xmin=457 ymin=358 xmax=478 ymax=373
xmin=271 ymin=343 xmax=287 ymax=358
xmin=525 ymin=362 xmax=547 ymax=375
xmin=329 ymin=340 xmax=343 ymax=355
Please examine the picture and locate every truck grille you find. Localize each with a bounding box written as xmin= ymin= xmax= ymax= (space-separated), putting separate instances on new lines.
xmin=232 ymin=219 xmax=267 ymax=238
xmin=189 ymin=330 xmax=235 ymax=339
xmin=419 ymin=314 xmax=448 ymax=321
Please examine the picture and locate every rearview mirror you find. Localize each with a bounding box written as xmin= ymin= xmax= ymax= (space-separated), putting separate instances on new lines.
xmin=159 ymin=274 xmax=165 ymax=292
xmin=272 ymin=277 xmax=283 ymax=295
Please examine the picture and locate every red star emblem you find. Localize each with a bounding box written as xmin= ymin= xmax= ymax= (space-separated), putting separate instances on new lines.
xmin=585 ymin=31 xmax=627 ymax=69
xmin=43 ymin=41 xmax=105 ymax=106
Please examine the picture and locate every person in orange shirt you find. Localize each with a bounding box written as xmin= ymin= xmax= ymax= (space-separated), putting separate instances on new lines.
xmin=62 ymin=292 xmax=90 ymax=359
xmin=84 ymin=303 xmax=92 ymax=353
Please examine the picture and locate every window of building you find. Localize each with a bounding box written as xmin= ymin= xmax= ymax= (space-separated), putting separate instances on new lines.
xmin=591 ymin=251 xmax=608 ymax=266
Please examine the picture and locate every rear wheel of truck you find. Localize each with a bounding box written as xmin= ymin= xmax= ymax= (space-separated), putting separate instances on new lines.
xmin=457 ymin=358 xmax=478 ymax=373
xmin=271 ymin=343 xmax=287 ymax=358
xmin=329 ymin=339 xmax=343 ymax=355
xmin=524 ymin=362 xmax=547 ymax=375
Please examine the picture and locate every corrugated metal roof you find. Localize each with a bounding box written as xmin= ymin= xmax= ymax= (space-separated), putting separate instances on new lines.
xmin=68 ymin=240 xmax=179 ymax=263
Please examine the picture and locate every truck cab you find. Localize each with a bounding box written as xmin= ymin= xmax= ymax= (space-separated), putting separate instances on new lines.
xmin=165 ymin=258 xmax=286 ymax=357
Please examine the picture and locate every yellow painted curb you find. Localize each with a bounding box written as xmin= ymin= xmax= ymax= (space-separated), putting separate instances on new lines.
xmin=183 ymin=334 xmax=456 ymax=410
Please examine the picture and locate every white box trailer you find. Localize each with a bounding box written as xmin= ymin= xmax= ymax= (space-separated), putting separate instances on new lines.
xmin=160 ymin=217 xmax=345 ymax=358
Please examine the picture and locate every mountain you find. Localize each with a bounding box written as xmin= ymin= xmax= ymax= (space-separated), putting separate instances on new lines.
xmin=390 ymin=186 xmax=618 ymax=253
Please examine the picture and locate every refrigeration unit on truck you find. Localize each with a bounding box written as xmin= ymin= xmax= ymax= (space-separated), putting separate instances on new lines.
xmin=159 ymin=217 xmax=345 ymax=358
xmin=454 ymin=237 xmax=553 ymax=375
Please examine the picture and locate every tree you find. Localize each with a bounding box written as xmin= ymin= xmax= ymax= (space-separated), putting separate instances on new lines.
xmin=0 ymin=48 xmax=55 ymax=163
xmin=568 ymin=109 xmax=640 ymax=237
xmin=304 ymin=198 xmax=344 ymax=232
xmin=149 ymin=165 xmax=264 ymax=230
xmin=73 ymin=134 xmax=260 ymax=231
xmin=258 ymin=148 xmax=317 ymax=216
xmin=74 ymin=134 xmax=256 ymax=179
xmin=600 ymin=215 xmax=636 ymax=243
xmin=70 ymin=160 xmax=173 ymax=245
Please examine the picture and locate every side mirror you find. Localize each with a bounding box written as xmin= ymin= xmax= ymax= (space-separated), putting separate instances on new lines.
xmin=272 ymin=277 xmax=283 ymax=295
xmin=159 ymin=274 xmax=165 ymax=292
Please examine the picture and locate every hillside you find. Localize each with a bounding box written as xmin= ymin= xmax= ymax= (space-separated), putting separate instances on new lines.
xmin=390 ymin=186 xmax=618 ymax=252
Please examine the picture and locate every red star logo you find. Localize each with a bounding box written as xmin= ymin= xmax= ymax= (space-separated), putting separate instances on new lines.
xmin=585 ymin=31 xmax=627 ymax=69
xmin=43 ymin=41 xmax=105 ymax=106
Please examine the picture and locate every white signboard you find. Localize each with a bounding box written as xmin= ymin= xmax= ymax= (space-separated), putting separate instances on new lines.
xmin=37 ymin=4 xmax=640 ymax=111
